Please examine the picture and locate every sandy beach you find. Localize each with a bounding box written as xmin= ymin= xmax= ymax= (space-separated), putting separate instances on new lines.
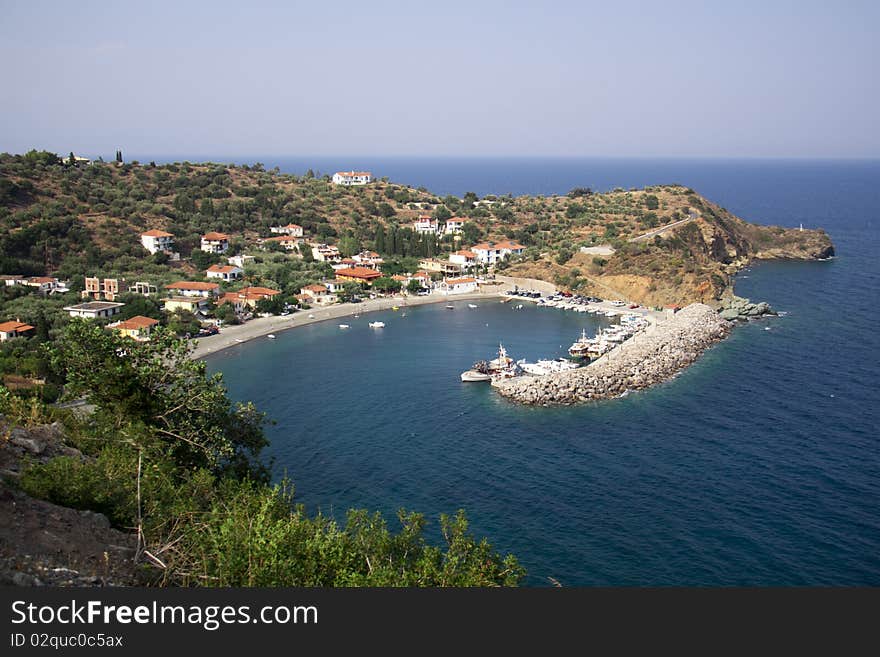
xmin=190 ymin=286 xmax=511 ymax=359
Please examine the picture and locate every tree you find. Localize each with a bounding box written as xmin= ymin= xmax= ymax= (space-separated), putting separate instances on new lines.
xmin=117 ymin=293 xmax=162 ymax=321
xmin=372 ymin=276 xmax=402 ymax=294
xmin=48 ymin=319 xmax=268 ymax=478
xmin=568 ymin=187 xmax=593 ymax=198
xmin=406 ymin=279 xmax=424 ymax=294
xmin=68 ymin=152 xmax=76 ymax=166
xmin=433 ymin=205 xmax=452 ymax=221
xmin=255 ymin=295 xmax=283 ymax=315
xmin=377 ymin=202 xmax=395 ymax=219
xmin=167 ymin=309 xmax=201 ymax=337
xmin=337 ymin=281 xmax=363 ymax=302
xmin=462 ymin=222 xmax=481 ymax=245
xmin=299 ymin=243 xmax=314 ymax=262
xmin=338 ymin=236 xmax=361 ymax=258
xmin=374 ymin=225 xmax=386 ymax=253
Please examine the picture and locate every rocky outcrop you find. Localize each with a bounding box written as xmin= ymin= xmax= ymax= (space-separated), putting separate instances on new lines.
xmin=718 ymin=295 xmax=776 ymax=321
xmin=495 ymin=303 xmax=731 ymax=405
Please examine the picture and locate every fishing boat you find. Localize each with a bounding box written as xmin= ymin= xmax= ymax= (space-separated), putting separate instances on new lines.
xmin=368 ymin=321 xmax=385 ymax=328
xmin=446 ymin=304 xmax=455 ymax=309
xmin=338 ymin=324 xmax=350 ymax=329
xmin=468 ymin=303 xmax=478 ymax=309
xmin=568 ymin=329 xmax=592 ymax=358
xmin=461 ymin=369 xmax=492 ymax=382
xmin=267 ymin=334 xmax=276 ymax=339
xmin=460 ymin=344 xmax=520 ymax=383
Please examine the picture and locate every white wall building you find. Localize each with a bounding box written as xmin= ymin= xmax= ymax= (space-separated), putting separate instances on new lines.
xmin=269 ymin=223 xmax=304 ymax=237
xmin=140 ymin=230 xmax=175 ymax=255
xmin=412 ymin=216 xmax=440 ymax=234
xmin=200 ymin=232 xmax=230 ymax=254
xmin=471 ymin=240 xmax=525 ymax=265
xmin=332 ymin=171 xmax=372 ymax=185
xmin=63 ymin=301 xmax=125 ymax=319
xmin=206 ymin=265 xmax=243 ymax=281
xmin=442 ymin=277 xmax=478 ymax=294
xmin=227 ymin=254 xmax=255 ymax=268
xmin=449 ymin=250 xmax=478 ymax=269
xmin=445 ymin=218 xmax=465 ymax=235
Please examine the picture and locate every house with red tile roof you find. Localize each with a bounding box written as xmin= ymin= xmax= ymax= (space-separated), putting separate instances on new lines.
xmin=107 ymin=315 xmax=160 ymax=341
xmin=206 ymin=264 xmax=243 ymax=281
xmin=0 ymin=320 xmax=35 ymax=341
xmin=141 ymin=229 xmax=175 ymax=254
xmin=201 ymin=232 xmax=230 ymax=254
xmin=164 ymin=281 xmax=221 ymax=298
xmin=269 ymin=223 xmax=304 ymax=237
xmin=332 ymin=171 xmax=372 ymax=185
xmin=441 ymin=276 xmax=478 ymax=294
xmin=471 ymin=240 xmax=525 ymax=265
xmin=335 ymin=267 xmax=382 ymax=285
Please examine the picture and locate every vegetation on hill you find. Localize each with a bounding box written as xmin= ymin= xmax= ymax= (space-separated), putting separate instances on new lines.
xmin=2 ymin=321 xmax=524 ymax=586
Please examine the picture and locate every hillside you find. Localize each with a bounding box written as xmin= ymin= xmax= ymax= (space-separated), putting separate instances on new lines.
xmin=0 ymin=151 xmax=834 ymax=313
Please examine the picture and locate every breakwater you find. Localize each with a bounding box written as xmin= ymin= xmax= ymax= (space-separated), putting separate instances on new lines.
xmin=495 ymin=303 xmax=731 ymax=405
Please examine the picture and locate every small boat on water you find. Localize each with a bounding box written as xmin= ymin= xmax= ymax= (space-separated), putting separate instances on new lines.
xmin=446 ymin=304 xmax=455 ymax=309
xmin=568 ymin=329 xmax=592 ymax=358
xmin=368 ymin=321 xmax=385 ymax=328
xmin=468 ymin=303 xmax=478 ymax=309
xmin=338 ymin=324 xmax=350 ymax=329
xmin=267 ymin=334 xmax=276 ymax=339
xmin=518 ymin=358 xmax=580 ymax=376
xmin=461 ymin=344 xmax=521 ymax=383
xmin=392 ymin=306 xmax=399 ymax=310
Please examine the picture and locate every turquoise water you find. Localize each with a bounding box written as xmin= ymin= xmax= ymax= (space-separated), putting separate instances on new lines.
xmin=206 ymin=159 xmax=880 ymax=585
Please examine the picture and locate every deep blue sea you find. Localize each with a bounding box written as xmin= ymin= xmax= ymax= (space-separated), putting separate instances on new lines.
xmin=203 ymin=158 xmax=880 ymax=585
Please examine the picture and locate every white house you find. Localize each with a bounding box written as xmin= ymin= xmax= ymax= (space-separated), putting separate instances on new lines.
xmin=200 ymin=232 xmax=230 ymax=254
xmin=445 ymin=217 xmax=465 ymax=235
xmin=412 ymin=216 xmax=439 ymax=235
xmin=227 ymin=254 xmax=255 ymax=268
xmin=352 ymin=250 xmax=383 ymax=269
xmin=206 ymin=264 xmax=243 ymax=281
xmin=63 ymin=301 xmax=125 ymax=319
xmin=24 ymin=277 xmax=60 ymax=295
xmin=471 ymin=240 xmax=525 ymax=265
xmin=312 ymin=244 xmax=341 ymax=262
xmin=164 ymin=281 xmax=221 ymax=298
xmin=269 ymin=223 xmax=304 ymax=237
xmin=449 ymin=249 xmax=478 ymax=269
xmin=332 ymin=171 xmax=372 ymax=186
xmin=262 ymin=235 xmax=301 ymax=251
xmin=299 ymin=284 xmax=335 ymax=306
xmin=140 ymin=230 xmax=175 ymax=255
xmin=442 ymin=277 xmax=478 ymax=294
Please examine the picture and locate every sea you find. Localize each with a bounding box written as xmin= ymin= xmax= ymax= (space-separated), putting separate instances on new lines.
xmin=199 ymin=157 xmax=880 ymax=586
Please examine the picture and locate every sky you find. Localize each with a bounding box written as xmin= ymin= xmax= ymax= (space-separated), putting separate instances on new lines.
xmin=1 ymin=0 xmax=877 ymax=159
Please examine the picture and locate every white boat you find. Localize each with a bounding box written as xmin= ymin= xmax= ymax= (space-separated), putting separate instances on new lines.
xmin=446 ymin=304 xmax=455 ymax=309
xmin=568 ymin=329 xmax=591 ymax=358
xmin=267 ymin=334 xmax=276 ymax=339
xmin=468 ymin=303 xmax=478 ymax=309
xmin=461 ymin=370 xmax=492 ymax=382
xmin=338 ymin=324 xmax=350 ymax=329
xmin=368 ymin=321 xmax=385 ymax=328
xmin=308 ymin=314 xmax=315 ymax=319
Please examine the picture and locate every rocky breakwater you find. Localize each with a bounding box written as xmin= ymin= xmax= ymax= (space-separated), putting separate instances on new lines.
xmin=718 ymin=295 xmax=776 ymax=321
xmin=495 ymin=303 xmax=731 ymax=406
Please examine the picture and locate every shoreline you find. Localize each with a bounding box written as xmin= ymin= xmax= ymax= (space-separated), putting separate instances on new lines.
xmin=190 ymin=287 xmax=509 ymax=359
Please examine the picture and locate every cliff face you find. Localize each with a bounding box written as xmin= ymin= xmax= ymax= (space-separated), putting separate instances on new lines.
xmin=506 ymin=192 xmax=835 ymax=307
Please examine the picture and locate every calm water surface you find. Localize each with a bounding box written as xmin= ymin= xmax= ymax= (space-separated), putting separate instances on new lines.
xmin=206 ymin=159 xmax=880 ymax=585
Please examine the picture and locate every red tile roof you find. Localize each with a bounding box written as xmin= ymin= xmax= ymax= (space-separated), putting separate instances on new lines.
xmin=207 ymin=265 xmax=240 ymax=273
xmin=114 ymin=316 xmax=159 ymax=330
xmin=302 ymin=284 xmax=327 ymax=293
xmin=335 ymin=171 xmax=371 ymax=177
xmin=454 ymin=250 xmax=476 ymax=258
xmin=446 ymin=277 xmax=477 ymax=285
xmin=166 ymin=281 xmax=220 ymax=291
xmin=335 ymin=267 xmax=382 ymax=281
xmin=0 ymin=321 xmax=34 ymax=333
xmin=202 ymin=232 xmax=229 ymax=241
xmin=142 ymin=229 xmax=173 ymax=237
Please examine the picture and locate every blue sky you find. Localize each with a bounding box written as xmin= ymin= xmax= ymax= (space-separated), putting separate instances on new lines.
xmin=1 ymin=0 xmax=877 ymax=158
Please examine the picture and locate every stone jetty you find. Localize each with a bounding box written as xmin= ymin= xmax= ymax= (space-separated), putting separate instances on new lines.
xmin=495 ymin=303 xmax=731 ymax=405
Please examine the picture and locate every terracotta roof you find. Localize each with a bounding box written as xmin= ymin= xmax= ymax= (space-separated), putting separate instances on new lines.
xmin=165 ymin=281 xmax=220 ymax=291
xmin=471 ymin=241 xmax=524 ymax=251
xmin=335 ymin=267 xmax=382 ymax=280
xmin=263 ymin=235 xmax=298 ymax=242
xmin=114 ymin=316 xmax=159 ymax=330
xmin=391 ymin=275 xmax=408 ymax=281
xmin=207 ymin=265 xmax=240 ymax=273
xmin=0 ymin=321 xmax=34 ymax=333
xmin=141 ymin=229 xmax=173 ymax=238
xmin=454 ymin=250 xmax=477 ymax=258
xmin=334 ymin=171 xmax=371 ymax=177
xmin=27 ymin=277 xmax=57 ymax=284
xmin=236 ymin=286 xmax=280 ymax=299
xmin=446 ymin=277 xmax=477 ymax=285
xmin=302 ymin=284 xmax=327 ymax=293
xmin=413 ymin=271 xmax=431 ymax=278
xmin=202 ymin=232 xmax=229 ymax=241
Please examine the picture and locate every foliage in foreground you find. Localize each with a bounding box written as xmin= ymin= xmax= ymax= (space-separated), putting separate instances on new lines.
xmin=10 ymin=323 xmax=524 ymax=586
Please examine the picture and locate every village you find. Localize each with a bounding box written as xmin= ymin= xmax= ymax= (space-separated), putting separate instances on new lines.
xmin=0 ymin=170 xmax=527 ymax=345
